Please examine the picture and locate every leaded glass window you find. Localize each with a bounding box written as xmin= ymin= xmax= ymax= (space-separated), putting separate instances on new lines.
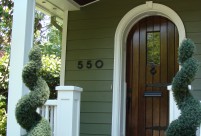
xmin=147 ymin=32 xmax=160 ymax=65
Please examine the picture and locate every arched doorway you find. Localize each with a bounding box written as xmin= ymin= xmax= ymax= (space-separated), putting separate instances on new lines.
xmin=126 ymin=16 xmax=179 ymax=136
xmin=111 ymin=2 xmax=186 ymax=136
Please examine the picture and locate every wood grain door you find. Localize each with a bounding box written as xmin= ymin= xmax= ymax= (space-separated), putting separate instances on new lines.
xmin=126 ymin=16 xmax=179 ymax=136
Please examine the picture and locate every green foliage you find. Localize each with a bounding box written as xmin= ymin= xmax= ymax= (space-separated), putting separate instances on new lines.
xmin=0 ymin=52 xmax=9 ymax=96
xmin=0 ymin=95 xmax=7 ymax=136
xmin=0 ymin=46 xmax=61 ymax=99
xmin=0 ymin=0 xmax=13 ymax=48
xmin=34 ymin=11 xmax=45 ymax=33
xmin=178 ymin=39 xmax=195 ymax=65
xmin=0 ymin=2 xmax=47 ymax=48
xmin=37 ymin=25 xmax=62 ymax=99
xmin=41 ymin=54 xmax=61 ymax=98
xmin=38 ymin=26 xmax=62 ymax=57
xmin=47 ymin=26 xmax=62 ymax=46
xmin=39 ymin=43 xmax=61 ymax=57
xmin=15 ymin=46 xmax=51 ymax=135
xmin=166 ymin=39 xmax=201 ymax=136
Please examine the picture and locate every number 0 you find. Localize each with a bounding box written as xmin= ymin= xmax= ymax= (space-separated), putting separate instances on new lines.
xmin=95 ymin=60 xmax=104 ymax=68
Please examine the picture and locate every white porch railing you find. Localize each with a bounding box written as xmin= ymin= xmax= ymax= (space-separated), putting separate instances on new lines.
xmin=37 ymin=86 xmax=83 ymax=136
xmin=37 ymin=100 xmax=57 ymax=136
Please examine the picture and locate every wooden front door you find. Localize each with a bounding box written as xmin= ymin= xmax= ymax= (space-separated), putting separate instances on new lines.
xmin=126 ymin=16 xmax=179 ymax=136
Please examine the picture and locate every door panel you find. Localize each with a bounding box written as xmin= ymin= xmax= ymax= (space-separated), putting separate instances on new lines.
xmin=126 ymin=16 xmax=179 ymax=136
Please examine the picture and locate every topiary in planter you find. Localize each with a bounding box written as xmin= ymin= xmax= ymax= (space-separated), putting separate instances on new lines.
xmin=15 ymin=46 xmax=51 ymax=136
xmin=166 ymin=39 xmax=201 ymax=136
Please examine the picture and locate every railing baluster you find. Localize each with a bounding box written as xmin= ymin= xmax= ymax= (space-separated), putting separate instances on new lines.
xmin=54 ymin=106 xmax=57 ymax=136
xmin=36 ymin=108 xmax=40 ymax=113
xmin=38 ymin=100 xmax=57 ymax=136
xmin=45 ymin=106 xmax=49 ymax=120
xmin=42 ymin=106 xmax=45 ymax=117
xmin=50 ymin=106 xmax=54 ymax=136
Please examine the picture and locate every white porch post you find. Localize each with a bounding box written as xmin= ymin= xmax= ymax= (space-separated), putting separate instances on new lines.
xmin=6 ymin=0 xmax=35 ymax=136
xmin=167 ymin=85 xmax=180 ymax=122
xmin=56 ymin=86 xmax=83 ymax=136
xmin=167 ymin=85 xmax=201 ymax=136
xmin=60 ymin=10 xmax=68 ymax=85
xmin=167 ymin=85 xmax=191 ymax=122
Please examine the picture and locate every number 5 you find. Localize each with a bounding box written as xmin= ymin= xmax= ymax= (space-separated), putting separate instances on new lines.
xmin=77 ymin=61 xmax=83 ymax=69
xmin=86 ymin=60 xmax=92 ymax=69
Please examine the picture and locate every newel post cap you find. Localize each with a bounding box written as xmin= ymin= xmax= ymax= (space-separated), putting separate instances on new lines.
xmin=56 ymin=86 xmax=83 ymax=92
xmin=167 ymin=85 xmax=191 ymax=90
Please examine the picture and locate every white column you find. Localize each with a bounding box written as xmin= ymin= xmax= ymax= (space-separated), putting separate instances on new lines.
xmin=60 ymin=10 xmax=68 ymax=85
xmin=56 ymin=86 xmax=83 ymax=136
xmin=168 ymin=85 xmax=191 ymax=122
xmin=168 ymin=85 xmax=181 ymax=123
xmin=6 ymin=0 xmax=35 ymax=136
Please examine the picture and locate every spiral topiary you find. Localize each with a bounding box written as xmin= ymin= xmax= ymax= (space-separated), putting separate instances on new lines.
xmin=166 ymin=39 xmax=201 ymax=136
xmin=15 ymin=46 xmax=51 ymax=136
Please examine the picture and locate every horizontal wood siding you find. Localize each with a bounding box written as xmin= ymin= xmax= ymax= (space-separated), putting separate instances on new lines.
xmin=176 ymin=2 xmax=201 ymax=99
xmin=66 ymin=0 xmax=201 ymax=135
xmin=164 ymin=1 xmax=201 ymax=99
xmin=66 ymin=1 xmax=116 ymax=135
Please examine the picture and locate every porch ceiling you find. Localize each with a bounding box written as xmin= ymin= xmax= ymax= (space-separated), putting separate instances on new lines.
xmin=36 ymin=0 xmax=99 ymax=20
xmin=74 ymin=0 xmax=97 ymax=6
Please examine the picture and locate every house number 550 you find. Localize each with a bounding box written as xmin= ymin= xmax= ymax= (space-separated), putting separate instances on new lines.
xmin=77 ymin=60 xmax=104 ymax=69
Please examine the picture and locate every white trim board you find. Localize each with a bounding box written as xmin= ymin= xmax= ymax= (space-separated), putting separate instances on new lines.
xmin=60 ymin=10 xmax=68 ymax=85
xmin=111 ymin=1 xmax=186 ymax=136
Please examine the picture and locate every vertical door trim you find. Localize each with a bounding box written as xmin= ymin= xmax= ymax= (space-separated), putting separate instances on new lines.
xmin=112 ymin=1 xmax=186 ymax=136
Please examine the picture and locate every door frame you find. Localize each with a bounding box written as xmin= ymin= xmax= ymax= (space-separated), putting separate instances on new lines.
xmin=111 ymin=1 xmax=186 ymax=136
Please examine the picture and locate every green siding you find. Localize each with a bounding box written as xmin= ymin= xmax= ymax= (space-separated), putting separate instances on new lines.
xmin=68 ymin=28 xmax=115 ymax=40
xmin=80 ymin=124 xmax=111 ymax=135
xmin=68 ymin=18 xmax=120 ymax=30
xmin=81 ymin=113 xmax=112 ymax=123
xmin=81 ymin=92 xmax=112 ymax=102
xmin=187 ymin=33 xmax=201 ymax=44
xmin=65 ymin=81 xmax=112 ymax=91
xmin=65 ymin=0 xmax=201 ymax=135
xmin=66 ymin=49 xmax=113 ymax=60
xmin=184 ymin=21 xmax=201 ymax=33
xmin=67 ymin=38 xmax=114 ymax=50
xmin=80 ymin=135 xmax=110 ymax=136
xmin=195 ymin=44 xmax=201 ymax=54
xmin=66 ymin=70 xmax=113 ymax=81
xmin=81 ymin=102 xmax=112 ymax=113
xmin=178 ymin=10 xmax=201 ymax=21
